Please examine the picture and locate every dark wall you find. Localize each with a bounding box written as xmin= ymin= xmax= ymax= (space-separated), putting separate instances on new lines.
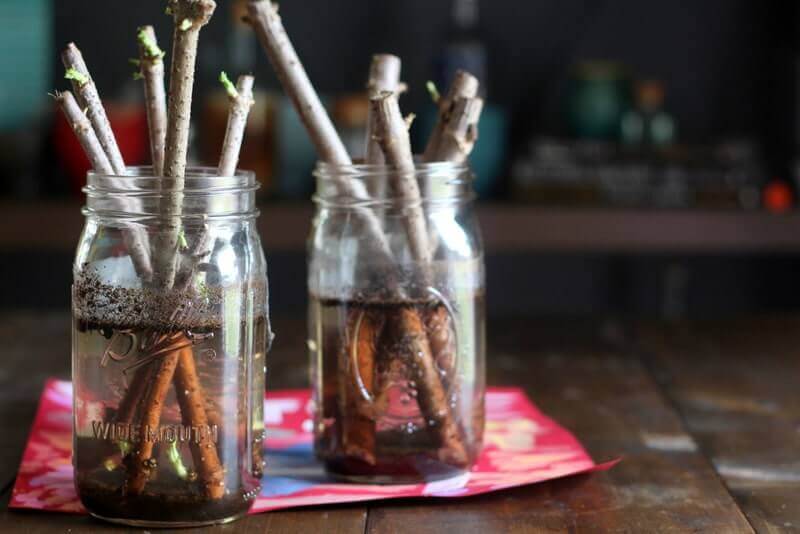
xmin=54 ymin=1 xmax=794 ymax=154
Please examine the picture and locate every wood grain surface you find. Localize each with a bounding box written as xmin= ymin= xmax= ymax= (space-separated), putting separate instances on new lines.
xmin=1 ymin=313 xmax=796 ymax=532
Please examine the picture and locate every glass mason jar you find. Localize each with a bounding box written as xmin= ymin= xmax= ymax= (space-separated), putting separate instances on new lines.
xmin=308 ymin=161 xmax=486 ymax=483
xmin=71 ymin=167 xmax=271 ymax=527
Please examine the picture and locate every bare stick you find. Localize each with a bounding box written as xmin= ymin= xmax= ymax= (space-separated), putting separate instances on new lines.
xmin=154 ymin=0 xmax=216 ymax=290
xmin=422 ymin=71 xmax=479 ymax=162
xmin=246 ymin=0 xmax=397 ymax=275
xmin=62 ymin=43 xmax=153 ymax=281
xmin=422 ymin=75 xmax=483 ymax=259
xmin=55 ymin=90 xmax=153 ymax=282
xmin=365 ymin=54 xmax=402 ymax=164
xmin=163 ymin=0 xmax=216 ymax=179
xmin=422 ymin=96 xmax=483 ymax=256
xmin=137 ymin=26 xmax=168 ymax=177
xmin=62 ymin=43 xmax=126 ymax=175
xmin=424 ymin=97 xmax=483 ymax=164
xmin=246 ymin=0 xmax=348 ymax=164
xmin=170 ymin=73 xmax=255 ymax=292
xmin=54 ymin=91 xmax=113 ymax=174
xmin=371 ymin=91 xmax=431 ymax=267
xmin=218 ymin=72 xmax=255 ymax=176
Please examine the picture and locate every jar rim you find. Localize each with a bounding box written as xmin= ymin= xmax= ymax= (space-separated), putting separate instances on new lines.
xmin=86 ymin=166 xmax=258 ymax=194
xmin=312 ymin=159 xmax=475 ymax=208
xmin=83 ymin=166 xmax=260 ymax=221
xmin=313 ymin=160 xmax=471 ymax=179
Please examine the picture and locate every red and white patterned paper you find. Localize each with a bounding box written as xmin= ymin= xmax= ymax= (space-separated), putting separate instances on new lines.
xmin=10 ymin=379 xmax=615 ymax=514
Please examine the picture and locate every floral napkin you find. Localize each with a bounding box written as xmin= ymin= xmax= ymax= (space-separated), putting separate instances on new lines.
xmin=10 ymin=380 xmax=615 ymax=513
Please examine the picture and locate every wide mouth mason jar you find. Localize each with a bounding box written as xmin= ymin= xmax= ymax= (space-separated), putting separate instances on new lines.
xmin=71 ymin=167 xmax=271 ymax=527
xmin=308 ymin=161 xmax=486 ymax=483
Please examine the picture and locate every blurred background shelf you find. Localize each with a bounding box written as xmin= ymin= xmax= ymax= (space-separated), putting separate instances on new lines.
xmin=2 ymin=1 xmax=800 ymax=319
xmin=6 ymin=201 xmax=800 ymax=254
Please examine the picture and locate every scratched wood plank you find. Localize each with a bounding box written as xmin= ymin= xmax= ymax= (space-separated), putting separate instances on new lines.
xmin=0 ymin=313 xmax=71 ymax=492
xmin=636 ymin=318 xmax=800 ymax=533
xmin=0 ymin=491 xmax=366 ymax=534
xmin=0 ymin=314 xmax=756 ymax=533
xmin=0 ymin=313 xmax=367 ymax=534
xmin=366 ymin=319 xmax=753 ymax=534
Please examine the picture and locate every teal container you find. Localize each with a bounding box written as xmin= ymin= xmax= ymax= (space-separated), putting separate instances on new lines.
xmin=566 ymin=61 xmax=632 ymax=140
xmin=0 ymin=0 xmax=52 ymax=131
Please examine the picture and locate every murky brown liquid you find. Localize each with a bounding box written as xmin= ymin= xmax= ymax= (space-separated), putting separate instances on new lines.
xmin=72 ymin=318 xmax=268 ymax=524
xmin=309 ymin=295 xmax=485 ymax=483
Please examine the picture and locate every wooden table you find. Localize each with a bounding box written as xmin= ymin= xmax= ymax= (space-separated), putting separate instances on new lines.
xmin=0 ymin=313 xmax=797 ymax=533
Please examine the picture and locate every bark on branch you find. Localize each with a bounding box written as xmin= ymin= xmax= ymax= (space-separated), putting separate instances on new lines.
xmin=137 ymin=26 xmax=168 ymax=177
xmin=371 ymin=91 xmax=432 ymax=268
xmin=246 ymin=0 xmax=397 ymax=281
xmin=62 ymin=43 xmax=127 ymax=175
xmin=54 ymin=91 xmax=113 ymax=175
xmin=422 ymin=70 xmax=479 ymax=162
xmin=55 ymin=84 xmax=153 ymax=282
xmin=365 ymin=54 xmax=402 ymax=165
xmin=218 ymin=73 xmax=255 ymax=177
xmin=154 ymin=0 xmax=217 ymax=290
xmin=246 ymin=0 xmax=349 ymax=165
xmin=425 ymin=96 xmax=483 ymax=164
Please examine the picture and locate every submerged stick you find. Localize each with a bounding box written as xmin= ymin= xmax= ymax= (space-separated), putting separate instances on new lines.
xmin=389 ymin=306 xmax=469 ymax=466
xmin=370 ymin=92 xmax=469 ymax=467
xmin=339 ymin=308 xmax=385 ymax=465
xmin=54 ymin=91 xmax=113 ymax=175
xmin=422 ymin=71 xmax=479 ymax=162
xmin=62 ymin=43 xmax=127 ymax=175
xmin=344 ymin=56 xmax=399 ymax=461
xmin=137 ymin=26 xmax=168 ymax=177
xmin=124 ymin=335 xmax=183 ymax=495
xmin=173 ymin=344 xmax=225 ymax=499
xmin=218 ymin=72 xmax=255 ymax=176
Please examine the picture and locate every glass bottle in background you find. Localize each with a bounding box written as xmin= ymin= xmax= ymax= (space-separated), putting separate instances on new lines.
xmin=566 ymin=61 xmax=632 ymax=141
xmin=439 ymin=0 xmax=488 ymax=92
xmin=418 ymin=0 xmax=506 ymax=198
xmin=332 ymin=95 xmax=370 ymax=161
xmin=620 ymin=80 xmax=677 ymax=149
